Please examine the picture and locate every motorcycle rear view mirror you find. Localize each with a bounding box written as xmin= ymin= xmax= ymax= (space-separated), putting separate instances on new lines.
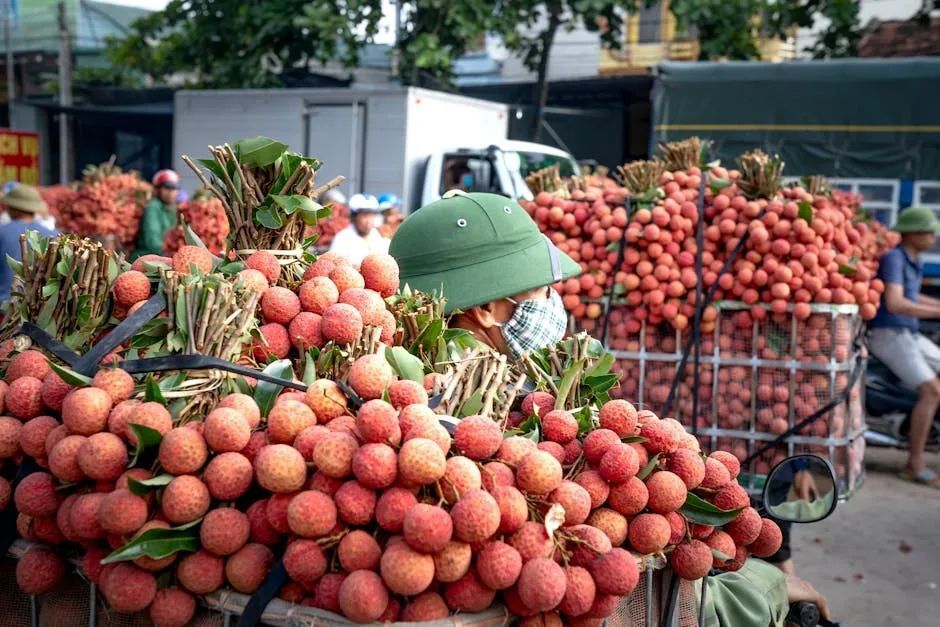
xmin=763 ymin=454 xmax=838 ymax=523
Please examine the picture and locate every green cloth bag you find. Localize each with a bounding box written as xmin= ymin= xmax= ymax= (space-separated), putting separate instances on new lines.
xmin=701 ymin=558 xmax=789 ymax=627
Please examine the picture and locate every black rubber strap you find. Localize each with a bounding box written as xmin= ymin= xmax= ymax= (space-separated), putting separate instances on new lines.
xmin=19 ymin=322 xmax=81 ymax=366
xmin=236 ymin=559 xmax=287 ymax=627
xmin=73 ymin=293 xmax=167 ymax=376
xmin=119 ymin=355 xmax=308 ymax=391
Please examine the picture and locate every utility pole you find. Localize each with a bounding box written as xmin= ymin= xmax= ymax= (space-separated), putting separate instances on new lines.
xmin=57 ymin=0 xmax=72 ymax=183
xmin=3 ymin=0 xmax=13 ymax=126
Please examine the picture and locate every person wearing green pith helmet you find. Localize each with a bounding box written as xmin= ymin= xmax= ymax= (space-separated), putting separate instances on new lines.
xmin=389 ymin=190 xmax=582 ymax=361
xmin=869 ymin=206 xmax=940 ymax=488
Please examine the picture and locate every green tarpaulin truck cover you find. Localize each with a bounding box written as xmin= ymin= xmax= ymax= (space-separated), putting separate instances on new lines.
xmin=652 ymin=59 xmax=940 ymax=179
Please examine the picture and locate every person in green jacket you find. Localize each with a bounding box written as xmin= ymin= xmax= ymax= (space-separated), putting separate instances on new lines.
xmin=136 ymin=169 xmax=181 ymax=258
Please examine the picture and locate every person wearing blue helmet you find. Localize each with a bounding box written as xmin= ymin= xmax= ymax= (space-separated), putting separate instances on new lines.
xmin=328 ymin=193 xmax=389 ymax=266
xmin=377 ymin=193 xmax=400 ymax=211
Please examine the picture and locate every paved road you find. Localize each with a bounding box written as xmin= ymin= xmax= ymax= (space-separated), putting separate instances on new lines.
xmin=792 ymin=447 xmax=940 ymax=626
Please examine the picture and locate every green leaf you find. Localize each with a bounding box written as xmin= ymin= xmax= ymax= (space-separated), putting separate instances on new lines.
xmin=410 ymin=319 xmax=444 ymax=354
xmin=218 ymin=261 xmax=244 ymax=276
xmin=183 ymin=222 xmax=209 ymax=250
xmin=127 ymin=473 xmax=174 ymax=496
xmin=709 ymin=175 xmax=731 ymax=193
xmin=234 ymin=136 xmax=288 ymax=167
xmin=254 ymin=359 xmax=295 ymax=418
xmin=47 ymin=360 xmax=92 ymax=386
xmin=679 ymin=492 xmax=744 ymax=526
xmin=145 ymin=375 xmax=166 ymax=404
xmin=196 ymin=158 xmax=226 ymax=181
xmin=583 ymin=373 xmax=620 ymax=396
xmin=621 ymin=436 xmax=647 ymax=444
xmin=101 ymin=520 xmax=201 ymax=565
xmin=26 ymin=230 xmax=49 ymax=255
xmin=127 ymin=423 xmax=164 ymax=466
xmin=255 ymin=206 xmax=284 ymax=229
xmin=838 ymin=256 xmax=858 ymax=277
xmin=554 ymin=358 xmax=586 ymax=410
xmin=711 ymin=548 xmax=733 ymax=562
xmin=797 ymin=200 xmax=814 ymax=223
xmin=574 ymin=405 xmax=594 ymax=435
xmin=385 ymin=346 xmax=425 ymax=383
xmin=41 ymin=281 xmax=59 ymax=298
xmin=35 ymin=291 xmax=58 ymax=329
xmin=458 ymin=390 xmax=484 ymax=418
xmin=637 ymin=453 xmax=662 ymax=481
xmin=302 ymin=349 xmax=319 ymax=386
xmin=585 ymin=352 xmax=615 ymax=378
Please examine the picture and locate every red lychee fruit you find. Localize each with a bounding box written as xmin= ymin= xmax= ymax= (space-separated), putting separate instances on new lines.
xmin=701 ymin=456 xmax=732 ymax=490
xmin=567 ymin=524 xmax=613 ymax=567
xmin=161 ymin=475 xmax=210 ymax=524
xmin=225 ymin=543 xmax=275 ymax=593
xmin=549 ymin=480 xmax=592 ymax=526
xmin=40 ymin=372 xmax=72 ymax=412
xmin=205 ymin=451 xmax=253 ymax=500
xmin=159 ymin=427 xmax=209 ymax=475
xmin=305 ymin=378 xmax=348 ymax=423
xmin=313 ymin=431 xmax=358 ymax=478
xmin=628 ymin=513 xmax=671 ymax=554
xmin=666 ymin=511 xmax=687 ymax=545
xmin=287 ymin=490 xmax=337 ymax=538
xmin=321 ymin=303 xmax=363 ymax=345
xmin=91 ymin=367 xmax=135 ymax=404
xmin=589 ymin=547 xmax=639 ymax=596
xmin=452 ymin=415 xmax=502 ymax=462
xmin=125 ymin=402 xmax=173 ymax=444
xmin=252 ymin=322 xmax=291 ymax=360
xmin=16 ymin=547 xmax=66 ymax=595
xmin=299 ymin=276 xmax=339 ymax=314
xmin=48 ymin=435 xmax=87 ymax=482
xmin=398 ymin=437 xmax=446 ymax=485
xmin=149 ymin=587 xmax=196 ymax=627
xmin=339 ymin=287 xmax=386 ymax=327
xmin=670 ymin=539 xmax=713 ymax=580
xmin=356 ymin=399 xmax=400 ymax=445
xmin=348 ymin=354 xmax=394 ymax=401
xmin=98 ymin=488 xmax=148 ymax=536
xmin=712 ymin=481 xmax=750 ymax=511
xmin=509 ymin=521 xmax=555 ymax=561
xmin=434 ymin=540 xmax=472 ymax=583
xmin=380 ymin=542 xmax=435 ymax=596
xmin=245 ymin=250 xmax=281 ymax=284
xmin=640 ymin=420 xmax=681 ymax=455
xmin=375 ymin=487 xmax=418 ymax=533
xmin=518 ymin=558 xmax=566 ymax=612
xmin=709 ymin=450 xmax=741 ymax=479
xmin=177 ymin=550 xmax=225 ymax=595
xmin=237 ymin=268 xmax=269 ymax=293
xmin=444 ymin=569 xmax=496 ymax=613
xmin=725 ymin=506 xmax=762 ymax=546
xmin=266 ymin=399 xmax=315 ymax=445
xmin=559 ymin=565 xmax=596 ymax=617
xmin=5 ymin=376 xmax=44 ymax=420
xmin=330 ymin=264 xmax=365 ymax=292
xmin=403 ymin=503 xmax=453 ymax=554
xmin=103 ymin=563 xmax=157 ymax=613
xmin=665 ymin=448 xmax=706 ymax=489
xmin=360 ymin=253 xmax=400 ymax=297
xmin=334 ymin=480 xmax=377 ymax=526
xmin=7 ymin=350 xmax=52 ymax=383
xmin=255 ymin=444 xmax=307 ymax=493
xmin=339 ymin=570 xmax=389 ymax=623
xmin=172 ymin=245 xmax=213 ymax=275
xmin=60 ymin=386 xmax=112 ymax=435
xmin=218 ymin=393 xmax=261 ymax=429
xmin=14 ymin=472 xmax=58 ymax=517
xmin=749 ymin=518 xmax=783 ymax=558
xmin=338 ymin=529 xmax=382 ymax=572
xmin=586 ymin=508 xmax=629 ymax=547
xmin=288 ymin=311 xmax=324 ymax=351
xmin=573 ymin=470 xmax=610 ymax=509
xmin=607 ymin=475 xmax=649 ymax=516
xmin=541 ymin=409 xmax=578 ymax=444
xmin=261 ymin=286 xmax=301 ymax=325
xmin=352 ymin=442 xmax=398 ymax=489
xmin=645 ymin=470 xmax=688 ymax=514
xmin=521 ymin=391 xmax=556 ymax=417
xmin=582 ymin=428 xmax=621 ymax=464
xmin=440 ymin=455 xmax=483 ymax=504
xmin=77 ymin=432 xmax=128 ymax=481
xmin=599 ymin=399 xmax=638 ymax=436
xmin=477 ymin=540 xmax=523 ymax=590
xmin=450 ymin=488 xmax=501 ymax=543
xmin=599 ymin=442 xmax=640 ymax=483
xmin=401 ymin=592 xmax=449 ymax=622
xmin=516 ymin=450 xmax=563 ymax=495
xmin=200 ymin=507 xmax=250 ymax=556
xmin=283 ymin=538 xmax=328 ymax=589
xmin=387 ymin=379 xmax=428 ymax=409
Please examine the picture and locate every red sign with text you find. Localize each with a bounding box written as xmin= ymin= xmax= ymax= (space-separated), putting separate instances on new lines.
xmin=0 ymin=130 xmax=40 ymax=185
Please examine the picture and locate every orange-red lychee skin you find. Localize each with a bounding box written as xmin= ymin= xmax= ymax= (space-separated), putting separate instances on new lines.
xmin=161 ymin=475 xmax=210 ymax=524
xmin=352 ymin=442 xmax=398 ymax=489
xmin=498 ymin=435 xmax=538 ymax=465
xmin=261 ymin=286 xmax=301 ymax=325
xmin=573 ymin=470 xmax=611 ymax=509
xmin=7 ymin=376 xmax=46 ymax=420
xmin=711 ymin=481 xmax=750 ymax=511
xmin=321 ymin=303 xmax=363 ymax=345
xmin=607 ymin=475 xmax=649 ymax=517
xmin=252 ymin=322 xmax=291 ymax=360
xmin=299 ymin=276 xmax=339 ymax=314
xmin=541 ymin=409 xmax=578 ymax=444
xmin=77 ymin=431 xmax=127 ymax=481
xmin=709 ymin=450 xmax=742 ymax=479
xmin=40 ymin=372 xmax=72 ymax=412
xmin=444 ymin=569 xmax=497 ymax=613
xmin=356 ymin=399 xmax=400 ymax=445
xmin=749 ymin=518 xmax=783 ymax=558
xmin=599 ymin=442 xmax=640 ymax=483
xmin=403 ymin=420 xmax=451 ymax=455
xmin=701 ymin=456 xmax=732 ymax=490
xmin=725 ymin=506 xmax=762 ymax=546
xmin=434 ymin=540 xmax=472 ymax=583
xmin=131 ymin=254 xmax=171 ymax=272
xmin=103 ymin=563 xmax=158 ymax=613
xmin=287 ymin=490 xmax=337 ymax=538
xmin=582 ymin=428 xmax=621 ymax=464
xmin=402 ymin=591 xmax=450 ymax=622
xmin=666 ymin=511 xmax=688 ymax=545
xmin=509 ymin=521 xmax=556 ymax=562
xmin=477 ymin=540 xmax=523 ymax=590
xmin=237 ymin=268 xmax=269 ymax=293
xmin=7 ymin=350 xmax=52 ymax=383
xmin=246 ymin=499 xmax=281 ymax=546
xmin=338 ymin=529 xmax=382 ymax=572
xmin=339 ymin=570 xmax=389 ymax=623
xmin=598 ymin=399 xmax=638 ymax=437
xmin=397 ymin=403 xmax=437 ymax=437
xmin=16 ymin=547 xmax=66 ymax=595
xmin=398 ymin=437 xmax=447 ymax=485
xmin=587 ymin=508 xmax=629 ymax=547
xmin=440 ymin=455 xmax=483 ymax=504
xmin=149 ymin=587 xmax=196 ymax=627
xmin=284 ymin=538 xmax=328 ymax=589
xmin=172 ymin=245 xmax=213 ymax=275
xmin=313 ymin=572 xmax=346 ymax=613
xmin=159 ymin=427 xmax=209 ymax=475
xmin=348 ymin=354 xmax=394 ymax=401
xmin=245 ymin=250 xmax=281 ymax=284
xmin=482 ymin=461 xmax=515 ymax=492
xmin=288 ymin=311 xmax=324 ymax=351
xmin=334 ymin=480 xmax=377 ymax=526
xmin=60 ymin=386 xmax=112 ymax=435
xmin=48 ymin=434 xmax=87 ymax=483
xmin=330 ymin=264 xmax=365 ymax=293
xmin=225 ymin=543 xmax=275 ymax=594
xmin=205 ymin=451 xmax=253 ymax=500
xmin=200 ymin=507 xmax=250 ymax=556
xmin=521 ymin=391 xmax=556 ymax=417
xmin=549 ymin=480 xmax=593 ymax=526
xmin=518 ymin=558 xmax=566 ymax=613
xmin=705 ymin=529 xmax=738 ymax=567
xmin=113 ymin=270 xmax=151 ymax=307
xmin=516 ymin=450 xmax=563 ymax=495
xmin=339 ymin=287 xmax=386 ymax=327
xmin=255 ymin=444 xmax=307 ymax=493
xmin=266 ymin=400 xmax=315 ymax=445
xmin=589 ymin=547 xmax=639 ymax=596
xmin=91 ymin=368 xmax=135 ymax=404
xmin=313 ymin=431 xmax=359 ymax=479
xmin=645 ymin=471 xmax=689 ymax=514
xmin=559 ymin=565 xmax=597 ymax=617
xmin=14 ymin=472 xmax=59 ymax=518
xmin=403 ymin=503 xmax=454 ymax=554
xmin=566 ymin=524 xmax=613 ymax=568
xmin=454 ymin=415 xmax=503 ymax=460
xmin=176 ymin=550 xmax=225 ymax=595
xmin=670 ymin=539 xmax=713 ymax=580
xmin=98 ymin=488 xmax=148 ymax=536
xmin=360 ymin=253 xmax=400 ymax=297
xmin=665 ymin=448 xmax=706 ymax=489
xmin=375 ymin=487 xmax=418 ymax=533
xmin=628 ymin=513 xmax=671 ymax=554
xmin=305 ymin=378 xmax=348 ymax=423
xmin=640 ymin=420 xmax=681 ymax=455
xmin=125 ymin=402 xmax=173 ymax=444
xmin=218 ymin=393 xmax=261 ymax=428
xmin=380 ymin=542 xmax=435 ymax=596
xmin=451 ymin=488 xmax=501 ymax=543
xmin=387 ymin=379 xmax=428 ymax=409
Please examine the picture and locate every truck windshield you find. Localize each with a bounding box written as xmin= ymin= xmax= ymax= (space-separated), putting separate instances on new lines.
xmin=513 ymin=152 xmax=579 ymax=178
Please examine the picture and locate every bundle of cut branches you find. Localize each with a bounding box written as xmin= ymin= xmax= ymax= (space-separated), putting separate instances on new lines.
xmin=658 ymin=137 xmax=703 ymax=172
xmin=617 ymin=158 xmax=666 ymax=195
xmin=737 ymin=149 xmax=785 ymax=200
xmin=525 ymin=164 xmax=571 ymax=199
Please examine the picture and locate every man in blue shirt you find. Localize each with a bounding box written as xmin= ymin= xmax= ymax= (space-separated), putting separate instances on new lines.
xmin=0 ymin=185 xmax=58 ymax=304
xmin=868 ymin=206 xmax=940 ymax=487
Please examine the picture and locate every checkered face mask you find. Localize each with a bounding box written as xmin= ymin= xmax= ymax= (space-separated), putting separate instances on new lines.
xmin=496 ymin=288 xmax=568 ymax=361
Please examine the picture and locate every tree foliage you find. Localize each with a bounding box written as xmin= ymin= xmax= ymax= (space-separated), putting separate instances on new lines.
xmin=106 ymin=0 xmax=383 ymax=88
xmin=670 ymin=0 xmax=862 ymax=60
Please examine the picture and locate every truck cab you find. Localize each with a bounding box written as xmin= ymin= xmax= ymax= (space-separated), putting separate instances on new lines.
xmin=420 ymin=140 xmax=580 ymax=208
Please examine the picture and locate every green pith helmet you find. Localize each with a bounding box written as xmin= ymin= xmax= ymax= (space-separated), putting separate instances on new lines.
xmin=389 ymin=191 xmax=582 ymax=314
xmin=893 ymin=206 xmax=940 ymax=233
xmin=1 ymin=184 xmax=47 ymax=214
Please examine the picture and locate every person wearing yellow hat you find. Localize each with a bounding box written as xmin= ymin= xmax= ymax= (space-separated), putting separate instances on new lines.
xmin=868 ymin=206 xmax=940 ymax=487
xmin=0 ymin=184 xmax=59 ymax=304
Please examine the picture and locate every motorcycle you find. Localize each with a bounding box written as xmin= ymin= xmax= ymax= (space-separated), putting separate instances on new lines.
xmin=864 ymin=354 xmax=940 ymax=449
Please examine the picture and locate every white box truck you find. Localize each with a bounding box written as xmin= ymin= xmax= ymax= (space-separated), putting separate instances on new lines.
xmin=172 ymin=86 xmax=579 ymax=212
